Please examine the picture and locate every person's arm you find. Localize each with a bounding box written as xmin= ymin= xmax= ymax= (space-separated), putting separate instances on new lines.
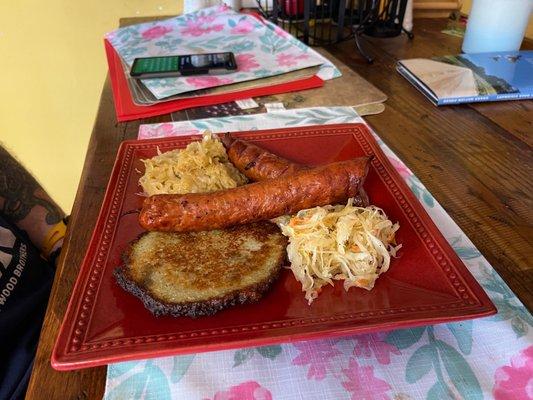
xmin=0 ymin=145 xmax=66 ymax=262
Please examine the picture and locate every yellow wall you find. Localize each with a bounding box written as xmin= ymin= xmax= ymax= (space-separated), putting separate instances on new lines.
xmin=0 ymin=1 xmax=182 ymax=213
xmin=461 ymin=0 xmax=533 ymax=39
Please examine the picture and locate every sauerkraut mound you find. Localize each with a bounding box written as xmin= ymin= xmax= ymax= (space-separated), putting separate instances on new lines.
xmin=139 ymin=132 xmax=247 ymax=196
xmin=275 ymin=200 xmax=401 ymax=304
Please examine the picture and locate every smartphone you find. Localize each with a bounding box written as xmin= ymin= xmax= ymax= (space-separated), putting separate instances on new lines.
xmin=130 ymin=52 xmax=237 ymax=78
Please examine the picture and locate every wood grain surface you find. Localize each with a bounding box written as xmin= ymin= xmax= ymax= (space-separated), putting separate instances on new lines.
xmin=25 ymin=18 xmax=532 ymax=400
xmin=327 ymin=19 xmax=532 ymax=314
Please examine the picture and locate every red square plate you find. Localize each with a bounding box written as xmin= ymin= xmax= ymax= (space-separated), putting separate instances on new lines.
xmin=52 ymin=123 xmax=496 ymax=370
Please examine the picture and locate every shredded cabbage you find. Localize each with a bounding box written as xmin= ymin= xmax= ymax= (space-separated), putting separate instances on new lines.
xmin=275 ymin=199 xmax=402 ymax=304
xmin=139 ymin=131 xmax=247 ymax=196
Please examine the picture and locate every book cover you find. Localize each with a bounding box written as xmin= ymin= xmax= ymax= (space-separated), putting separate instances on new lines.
xmin=397 ymin=51 xmax=533 ymax=105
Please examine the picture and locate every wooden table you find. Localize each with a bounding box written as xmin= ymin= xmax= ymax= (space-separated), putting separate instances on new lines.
xmin=26 ymin=18 xmax=532 ymax=400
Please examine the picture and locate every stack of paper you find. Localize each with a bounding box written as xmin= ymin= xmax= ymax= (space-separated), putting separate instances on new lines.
xmin=104 ymin=5 xmax=342 ymax=121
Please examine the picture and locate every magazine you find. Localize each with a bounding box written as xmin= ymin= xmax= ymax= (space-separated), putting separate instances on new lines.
xmin=397 ymin=51 xmax=533 ymax=105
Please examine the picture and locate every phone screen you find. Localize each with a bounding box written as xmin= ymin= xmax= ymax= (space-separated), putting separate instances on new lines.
xmin=131 ymin=56 xmax=180 ymax=75
xmin=181 ymin=53 xmax=234 ymax=69
xmin=130 ymin=53 xmax=236 ymax=78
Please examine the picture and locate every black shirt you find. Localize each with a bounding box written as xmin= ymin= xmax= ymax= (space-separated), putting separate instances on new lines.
xmin=0 ymin=215 xmax=54 ymax=400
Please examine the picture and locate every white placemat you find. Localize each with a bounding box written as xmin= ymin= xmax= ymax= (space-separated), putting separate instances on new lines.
xmin=104 ymin=107 xmax=532 ymax=400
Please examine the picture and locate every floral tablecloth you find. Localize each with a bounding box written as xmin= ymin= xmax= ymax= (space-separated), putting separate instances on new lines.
xmin=105 ymin=5 xmax=340 ymax=100
xmin=104 ymin=107 xmax=532 ymax=400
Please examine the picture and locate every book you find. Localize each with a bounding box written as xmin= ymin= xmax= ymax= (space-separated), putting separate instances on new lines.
xmin=397 ymin=51 xmax=533 ymax=105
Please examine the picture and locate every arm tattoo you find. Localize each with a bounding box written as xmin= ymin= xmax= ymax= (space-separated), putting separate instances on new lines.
xmin=0 ymin=146 xmax=62 ymax=224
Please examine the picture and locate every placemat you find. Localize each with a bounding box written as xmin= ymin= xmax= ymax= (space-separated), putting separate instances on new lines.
xmin=169 ymin=54 xmax=387 ymax=122
xmin=105 ymin=39 xmax=324 ymax=122
xmin=105 ymin=5 xmax=338 ymax=99
xmin=263 ymin=49 xmax=387 ymax=108
xmin=124 ymin=60 xmax=320 ymax=106
xmin=105 ymin=107 xmax=532 ymax=400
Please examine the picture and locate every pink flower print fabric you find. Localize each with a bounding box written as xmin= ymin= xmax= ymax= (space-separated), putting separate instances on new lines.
xmin=106 ymin=107 xmax=533 ymax=400
xmin=341 ymin=358 xmax=392 ymax=400
xmin=388 ymin=157 xmax=413 ymax=180
xmin=141 ymin=26 xmax=173 ymax=40
xmin=276 ymin=53 xmax=310 ymax=67
xmin=236 ymin=54 xmax=260 ymax=72
xmin=185 ymin=76 xmax=233 ymax=88
xmin=180 ymin=14 xmax=224 ymax=37
xmin=230 ymin=19 xmax=255 ymax=34
xmin=106 ymin=6 xmax=329 ymax=99
xmin=292 ymin=341 xmax=341 ymax=380
xmin=139 ymin=123 xmax=200 ymax=139
xmin=493 ymin=345 xmax=533 ymax=400
xmin=206 ymin=381 xmax=273 ymax=400
xmin=353 ymin=333 xmax=401 ymax=365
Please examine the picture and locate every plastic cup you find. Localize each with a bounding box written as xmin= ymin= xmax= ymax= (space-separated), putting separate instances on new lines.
xmin=462 ymin=0 xmax=533 ymax=53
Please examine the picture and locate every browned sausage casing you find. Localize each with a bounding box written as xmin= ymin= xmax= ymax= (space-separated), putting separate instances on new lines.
xmin=221 ymin=134 xmax=370 ymax=207
xmin=221 ymin=133 xmax=305 ymax=181
xmin=139 ymin=157 xmax=371 ymax=232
